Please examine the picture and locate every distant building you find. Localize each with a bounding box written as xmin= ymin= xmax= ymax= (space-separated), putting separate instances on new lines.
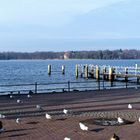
xmin=64 ymin=52 xmax=70 ymax=59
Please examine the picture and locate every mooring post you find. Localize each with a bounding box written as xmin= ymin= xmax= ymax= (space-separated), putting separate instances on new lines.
xmin=68 ymin=81 xmax=70 ymax=92
xmin=85 ymin=64 xmax=88 ymax=79
xmin=135 ymin=64 xmax=140 ymax=83
xmin=91 ymin=65 xmax=94 ymax=78
xmin=48 ymin=65 xmax=51 ymax=75
xmin=62 ymin=65 xmax=65 ymax=75
xmin=35 ymin=82 xmax=37 ymax=94
xmin=75 ymin=64 xmax=79 ymax=78
xmin=96 ymin=65 xmax=100 ymax=80
xmin=125 ymin=67 xmax=128 ymax=81
xmin=103 ymin=67 xmax=107 ymax=80
xmin=109 ymin=67 xmax=114 ymax=81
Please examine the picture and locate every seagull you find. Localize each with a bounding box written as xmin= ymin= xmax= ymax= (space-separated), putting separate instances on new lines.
xmin=17 ymin=99 xmax=22 ymax=103
xmin=10 ymin=95 xmax=13 ymax=98
xmin=138 ymin=117 xmax=140 ymax=122
xmin=79 ymin=122 xmax=88 ymax=131
xmin=36 ymin=105 xmax=43 ymax=111
xmin=45 ymin=113 xmax=52 ymax=119
xmin=16 ymin=118 xmax=21 ymax=124
xmin=64 ymin=137 xmax=71 ymax=140
xmin=128 ymin=104 xmax=132 ymax=109
xmin=110 ymin=133 xmax=120 ymax=140
xmin=117 ymin=117 xmax=124 ymax=124
xmin=0 ymin=114 xmax=6 ymax=119
xmin=63 ymin=109 xmax=68 ymax=115
xmin=27 ymin=94 xmax=31 ymax=98
xmin=0 ymin=128 xmax=5 ymax=133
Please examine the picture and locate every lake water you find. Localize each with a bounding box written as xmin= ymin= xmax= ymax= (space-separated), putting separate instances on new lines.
xmin=0 ymin=59 xmax=140 ymax=93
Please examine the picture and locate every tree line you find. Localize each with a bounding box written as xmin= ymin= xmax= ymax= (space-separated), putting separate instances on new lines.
xmin=0 ymin=49 xmax=140 ymax=60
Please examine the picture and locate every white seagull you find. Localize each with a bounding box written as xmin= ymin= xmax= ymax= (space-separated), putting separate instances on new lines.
xmin=128 ymin=104 xmax=132 ymax=109
xmin=36 ymin=105 xmax=43 ymax=111
xmin=79 ymin=122 xmax=88 ymax=131
xmin=64 ymin=137 xmax=71 ymax=140
xmin=138 ymin=117 xmax=140 ymax=122
xmin=45 ymin=113 xmax=52 ymax=119
xmin=117 ymin=117 xmax=124 ymax=124
xmin=0 ymin=114 xmax=6 ymax=119
xmin=27 ymin=94 xmax=31 ymax=98
xmin=17 ymin=99 xmax=22 ymax=103
xmin=63 ymin=109 xmax=68 ymax=115
xmin=16 ymin=118 xmax=21 ymax=124
xmin=10 ymin=95 xmax=13 ymax=98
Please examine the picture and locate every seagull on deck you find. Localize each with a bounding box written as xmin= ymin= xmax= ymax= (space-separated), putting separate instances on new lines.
xmin=10 ymin=95 xmax=13 ymax=98
xmin=117 ymin=117 xmax=124 ymax=124
xmin=138 ymin=117 xmax=140 ymax=122
xmin=0 ymin=114 xmax=6 ymax=119
xmin=63 ymin=109 xmax=68 ymax=115
xmin=79 ymin=122 xmax=88 ymax=131
xmin=128 ymin=104 xmax=132 ymax=109
xmin=16 ymin=118 xmax=21 ymax=124
xmin=0 ymin=121 xmax=5 ymax=133
xmin=27 ymin=94 xmax=31 ymax=98
xmin=45 ymin=113 xmax=52 ymax=119
xmin=17 ymin=99 xmax=22 ymax=104
xmin=64 ymin=137 xmax=71 ymax=140
xmin=110 ymin=133 xmax=120 ymax=140
xmin=36 ymin=105 xmax=43 ymax=111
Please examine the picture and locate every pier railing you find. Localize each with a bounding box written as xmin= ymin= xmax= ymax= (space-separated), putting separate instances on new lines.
xmin=0 ymin=80 xmax=139 ymax=95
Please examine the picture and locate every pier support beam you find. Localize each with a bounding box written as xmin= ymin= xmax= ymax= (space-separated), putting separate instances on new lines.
xmin=125 ymin=67 xmax=128 ymax=81
xmin=103 ymin=67 xmax=107 ymax=80
xmin=109 ymin=67 xmax=114 ymax=81
xmin=90 ymin=65 xmax=94 ymax=78
xmin=75 ymin=64 xmax=79 ymax=78
xmin=62 ymin=65 xmax=65 ymax=75
xmin=96 ymin=65 xmax=100 ymax=80
xmin=48 ymin=65 xmax=51 ymax=75
xmin=85 ymin=65 xmax=88 ymax=79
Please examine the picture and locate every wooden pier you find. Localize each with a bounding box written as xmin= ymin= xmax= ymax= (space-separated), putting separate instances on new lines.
xmin=76 ymin=64 xmax=140 ymax=82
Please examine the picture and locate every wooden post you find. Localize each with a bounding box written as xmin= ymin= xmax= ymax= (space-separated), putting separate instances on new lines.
xmin=68 ymin=81 xmax=70 ymax=92
xmin=103 ymin=67 xmax=107 ymax=80
xmin=48 ymin=65 xmax=51 ymax=75
xmin=90 ymin=65 xmax=94 ymax=78
xmin=125 ymin=67 xmax=128 ymax=81
xmin=135 ymin=64 xmax=139 ymax=83
xmin=62 ymin=65 xmax=65 ymax=75
xmin=96 ymin=65 xmax=100 ymax=80
xmin=75 ymin=64 xmax=78 ymax=78
xmin=109 ymin=67 xmax=114 ymax=81
xmin=85 ymin=65 xmax=88 ymax=79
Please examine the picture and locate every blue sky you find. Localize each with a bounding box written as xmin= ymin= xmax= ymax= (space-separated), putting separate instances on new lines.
xmin=0 ymin=0 xmax=139 ymax=52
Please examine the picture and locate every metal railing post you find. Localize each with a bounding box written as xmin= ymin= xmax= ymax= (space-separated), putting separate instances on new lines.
xmin=68 ymin=81 xmax=70 ymax=92
xmin=35 ymin=82 xmax=37 ymax=93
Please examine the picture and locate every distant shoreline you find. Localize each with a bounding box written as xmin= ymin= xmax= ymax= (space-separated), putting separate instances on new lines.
xmin=0 ymin=49 xmax=140 ymax=60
